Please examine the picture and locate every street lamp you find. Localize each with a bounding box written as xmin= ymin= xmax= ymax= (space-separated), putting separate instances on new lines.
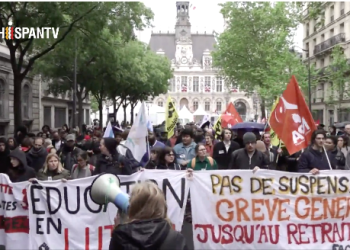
xmin=290 ymin=46 xmax=312 ymax=112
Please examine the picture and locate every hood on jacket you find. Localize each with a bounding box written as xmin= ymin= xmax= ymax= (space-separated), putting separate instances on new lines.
xmin=9 ymin=149 xmax=28 ymax=167
xmin=0 ymin=137 xmax=10 ymax=156
xmin=112 ymin=218 xmax=171 ymax=250
xmin=29 ymin=146 xmax=48 ymax=157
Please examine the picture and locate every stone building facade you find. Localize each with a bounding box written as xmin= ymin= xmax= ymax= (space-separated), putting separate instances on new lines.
xmin=149 ymin=1 xmax=255 ymax=121
xmin=0 ymin=43 xmax=91 ymax=136
xmin=303 ymin=2 xmax=350 ymax=124
xmin=0 ymin=43 xmax=40 ymax=136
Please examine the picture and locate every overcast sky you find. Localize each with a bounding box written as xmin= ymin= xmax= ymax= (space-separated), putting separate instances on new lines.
xmin=138 ymin=0 xmax=303 ymax=50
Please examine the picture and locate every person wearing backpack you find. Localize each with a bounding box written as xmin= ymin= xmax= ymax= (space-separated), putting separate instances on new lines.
xmin=71 ymin=151 xmax=95 ymax=179
xmin=186 ymin=143 xmax=218 ymax=170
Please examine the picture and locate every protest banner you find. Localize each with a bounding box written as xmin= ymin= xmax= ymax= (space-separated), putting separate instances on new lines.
xmin=26 ymin=170 xmax=189 ymax=250
xmin=190 ymin=170 xmax=350 ymax=250
xmin=0 ymin=174 xmax=30 ymax=250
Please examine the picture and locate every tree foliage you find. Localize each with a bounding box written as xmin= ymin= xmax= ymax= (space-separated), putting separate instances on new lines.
xmin=0 ymin=1 xmax=154 ymax=129
xmin=212 ymin=2 xmax=319 ymax=114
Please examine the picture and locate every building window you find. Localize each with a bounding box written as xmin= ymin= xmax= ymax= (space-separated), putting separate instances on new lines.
xmin=340 ymin=2 xmax=345 ymax=15
xmin=169 ymin=78 xmax=176 ymax=92
xmin=85 ymin=109 xmax=90 ymax=124
xmin=158 ymin=101 xmax=163 ymax=107
xmin=43 ymin=107 xmax=52 ymax=127
xmin=204 ymin=77 xmax=211 ymax=92
xmin=306 ymin=23 xmax=309 ymax=37
xmin=181 ymin=76 xmax=187 ymax=92
xmin=54 ymin=107 xmax=66 ymax=128
xmin=330 ymin=5 xmax=334 ymax=22
xmin=205 ymin=101 xmax=210 ymax=112
xmin=22 ymin=84 xmax=30 ymax=119
xmin=0 ymin=80 xmax=5 ymax=119
xmin=193 ymin=77 xmax=199 ymax=92
xmin=216 ymin=101 xmax=222 ymax=112
xmin=193 ymin=101 xmax=198 ymax=111
xmin=216 ymin=77 xmax=223 ymax=92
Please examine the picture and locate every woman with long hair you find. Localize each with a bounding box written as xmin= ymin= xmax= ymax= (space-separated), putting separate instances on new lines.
xmin=36 ymin=153 xmax=70 ymax=181
xmin=109 ymin=181 xmax=187 ymax=249
xmin=71 ymin=151 xmax=95 ymax=179
xmin=144 ymin=147 xmax=161 ymax=169
xmin=93 ymin=137 xmax=132 ymax=176
xmin=157 ymin=147 xmax=181 ymax=170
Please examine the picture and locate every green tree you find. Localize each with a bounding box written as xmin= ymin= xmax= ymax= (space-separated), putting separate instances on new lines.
xmin=324 ymin=45 xmax=350 ymax=109
xmin=212 ymin=2 xmax=316 ymax=116
xmin=0 ymin=2 xmax=153 ymax=129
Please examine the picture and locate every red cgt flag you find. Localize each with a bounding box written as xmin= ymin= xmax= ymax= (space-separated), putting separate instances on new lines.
xmin=269 ymin=76 xmax=316 ymax=155
xmin=221 ymin=102 xmax=243 ymax=128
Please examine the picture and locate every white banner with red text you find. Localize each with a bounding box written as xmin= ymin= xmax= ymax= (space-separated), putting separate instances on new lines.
xmin=189 ymin=170 xmax=350 ymax=250
xmin=0 ymin=170 xmax=189 ymax=250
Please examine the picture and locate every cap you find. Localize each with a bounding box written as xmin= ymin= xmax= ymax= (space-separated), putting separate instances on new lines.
xmin=66 ymin=134 xmax=76 ymax=142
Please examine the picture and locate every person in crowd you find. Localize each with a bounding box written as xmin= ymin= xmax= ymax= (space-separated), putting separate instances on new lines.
xmin=261 ymin=132 xmax=284 ymax=169
xmin=187 ymin=143 xmax=218 ymax=170
xmin=93 ymin=137 xmax=132 ymax=176
xmin=109 ymin=181 xmax=187 ymax=250
xmin=7 ymin=137 xmax=17 ymax=151
xmin=71 ymin=151 xmax=95 ymax=179
xmin=37 ymin=132 xmax=43 ymax=138
xmin=338 ymin=136 xmax=350 ymax=157
xmin=213 ymin=128 xmax=240 ymax=169
xmin=52 ymin=131 xmax=64 ymax=151
xmin=144 ymin=148 xmax=161 ymax=169
xmin=157 ymin=127 xmax=168 ymax=145
xmin=140 ymin=131 xmax=165 ymax=166
xmin=57 ymin=134 xmax=83 ymax=171
xmin=328 ymin=125 xmax=336 ymax=136
xmin=256 ymin=140 xmax=274 ymax=169
xmin=27 ymin=137 xmax=48 ymax=173
xmin=194 ymin=128 xmax=204 ymax=144
xmin=285 ymin=150 xmax=303 ymax=173
xmin=298 ymin=130 xmax=332 ymax=174
xmin=7 ymin=148 xmax=36 ymax=182
xmin=229 ymin=132 xmax=269 ymax=170
xmin=317 ymin=124 xmax=326 ymax=131
xmin=324 ymin=135 xmax=346 ymax=170
xmin=0 ymin=137 xmax=11 ymax=174
xmin=44 ymin=139 xmax=56 ymax=153
xmin=157 ymin=147 xmax=181 ymax=170
xmin=166 ymin=129 xmax=179 ymax=148
xmin=173 ymin=128 xmax=196 ymax=169
xmin=36 ymin=153 xmax=70 ymax=181
xmin=42 ymin=125 xmax=51 ymax=137
xmin=204 ymin=133 xmax=215 ymax=157
xmin=20 ymin=137 xmax=32 ymax=153
xmin=14 ymin=125 xmax=27 ymax=146
xmin=115 ymin=131 xmax=141 ymax=172
xmin=62 ymin=124 xmax=70 ymax=133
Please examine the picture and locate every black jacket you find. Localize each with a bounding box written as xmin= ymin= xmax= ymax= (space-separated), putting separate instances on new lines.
xmin=109 ymin=218 xmax=187 ymax=250
xmin=57 ymin=146 xmax=83 ymax=171
xmin=27 ymin=147 xmax=48 ymax=172
xmin=229 ymin=148 xmax=269 ymax=170
xmin=0 ymin=137 xmax=11 ymax=174
xmin=298 ymin=147 xmax=332 ymax=172
xmin=93 ymin=153 xmax=133 ymax=176
xmin=213 ymin=141 xmax=240 ymax=169
xmin=7 ymin=149 xmax=36 ymax=183
xmin=328 ymin=148 xmax=346 ymax=170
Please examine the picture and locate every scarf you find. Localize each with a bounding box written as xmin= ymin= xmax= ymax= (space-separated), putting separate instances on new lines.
xmin=71 ymin=164 xmax=92 ymax=179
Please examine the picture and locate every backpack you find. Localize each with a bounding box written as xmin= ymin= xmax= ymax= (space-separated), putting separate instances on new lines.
xmin=191 ymin=156 xmax=214 ymax=169
xmin=72 ymin=164 xmax=94 ymax=174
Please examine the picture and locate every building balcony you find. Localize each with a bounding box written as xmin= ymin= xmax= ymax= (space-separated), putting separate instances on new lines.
xmin=314 ymin=33 xmax=346 ymax=56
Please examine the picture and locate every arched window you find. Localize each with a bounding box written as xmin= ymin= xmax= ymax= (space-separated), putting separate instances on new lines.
xmin=193 ymin=100 xmax=198 ymax=111
xmin=235 ymin=101 xmax=247 ymax=120
xmin=0 ymin=80 xmax=5 ymax=119
xmin=22 ymin=84 xmax=30 ymax=119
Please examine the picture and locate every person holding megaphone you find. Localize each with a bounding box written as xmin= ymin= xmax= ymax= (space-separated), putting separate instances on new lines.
xmin=109 ymin=181 xmax=188 ymax=250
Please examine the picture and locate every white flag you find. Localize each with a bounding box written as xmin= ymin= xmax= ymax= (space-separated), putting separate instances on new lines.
xmin=125 ymin=102 xmax=149 ymax=162
xmin=103 ymin=121 xmax=114 ymax=138
xmin=199 ymin=114 xmax=211 ymax=128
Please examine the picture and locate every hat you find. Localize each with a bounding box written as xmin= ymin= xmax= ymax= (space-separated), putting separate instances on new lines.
xmin=243 ymin=132 xmax=256 ymax=145
xmin=66 ymin=134 xmax=76 ymax=142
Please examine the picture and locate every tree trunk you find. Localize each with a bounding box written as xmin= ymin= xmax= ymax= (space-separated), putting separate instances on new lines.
xmin=77 ymin=94 xmax=84 ymax=129
xmin=98 ymin=98 xmax=103 ymax=131
xmin=123 ymin=104 xmax=127 ymax=124
xmin=14 ymin=76 xmax=24 ymax=131
xmin=130 ymin=104 xmax=134 ymax=125
xmin=260 ymin=99 xmax=266 ymax=119
xmin=113 ymin=98 xmax=116 ymax=123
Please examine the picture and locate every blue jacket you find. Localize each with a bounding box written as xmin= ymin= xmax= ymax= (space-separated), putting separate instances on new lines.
xmin=173 ymin=141 xmax=197 ymax=165
xmin=298 ymin=147 xmax=332 ymax=172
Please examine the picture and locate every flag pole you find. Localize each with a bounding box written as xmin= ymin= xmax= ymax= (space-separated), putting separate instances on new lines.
xmin=276 ymin=140 xmax=282 ymax=163
xmin=322 ymin=145 xmax=333 ymax=170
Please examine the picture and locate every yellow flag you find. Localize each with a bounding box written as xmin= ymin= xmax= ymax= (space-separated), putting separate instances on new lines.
xmin=213 ymin=116 xmax=222 ymax=139
xmin=269 ymin=98 xmax=283 ymax=147
xmin=165 ymin=96 xmax=179 ymax=139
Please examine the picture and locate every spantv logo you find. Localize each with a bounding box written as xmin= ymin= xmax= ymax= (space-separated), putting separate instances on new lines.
xmin=0 ymin=22 xmax=59 ymax=40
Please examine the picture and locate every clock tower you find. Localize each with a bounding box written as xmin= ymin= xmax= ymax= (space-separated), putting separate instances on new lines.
xmin=174 ymin=1 xmax=193 ymax=66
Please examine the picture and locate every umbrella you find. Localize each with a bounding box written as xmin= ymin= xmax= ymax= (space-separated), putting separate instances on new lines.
xmin=335 ymin=121 xmax=350 ymax=128
xmin=231 ymin=122 xmax=266 ymax=131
